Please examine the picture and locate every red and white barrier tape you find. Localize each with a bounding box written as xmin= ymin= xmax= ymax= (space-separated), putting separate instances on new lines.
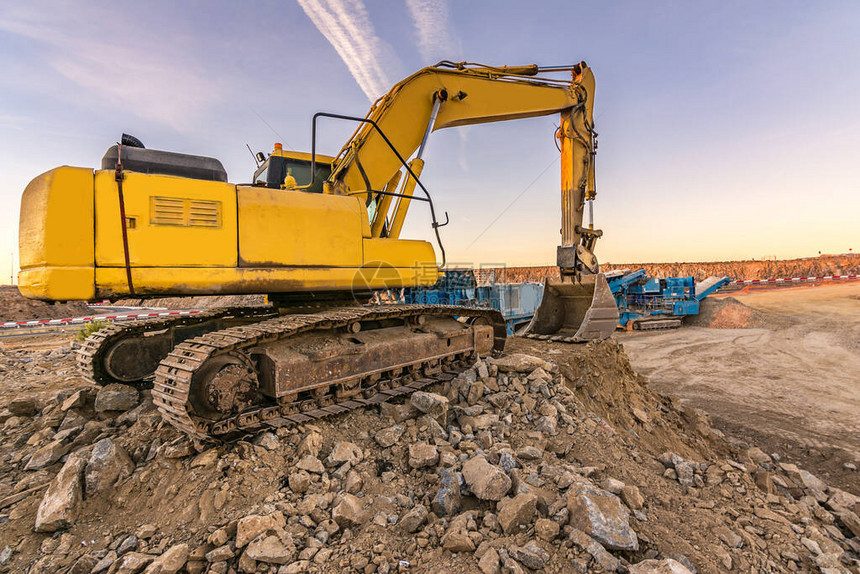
xmin=730 ymin=274 xmax=858 ymax=286
xmin=1 ymin=310 xmax=202 ymax=329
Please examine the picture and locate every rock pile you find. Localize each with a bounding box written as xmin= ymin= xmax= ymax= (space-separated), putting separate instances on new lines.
xmin=0 ymin=338 xmax=857 ymax=573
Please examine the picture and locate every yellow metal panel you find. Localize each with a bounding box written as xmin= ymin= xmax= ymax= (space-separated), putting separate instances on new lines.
xmin=362 ymin=238 xmax=438 ymax=287
xmin=237 ymin=186 xmax=364 ymax=267
xmin=18 ymin=267 xmax=95 ymax=301
xmin=17 ymin=167 xmax=95 ymax=300
xmin=94 ymin=171 xmax=237 ymax=267
xmin=270 ymin=150 xmax=336 ymax=163
xmin=94 ymin=265 xmax=436 ymax=298
xmin=18 ymin=167 xmax=94 ymax=269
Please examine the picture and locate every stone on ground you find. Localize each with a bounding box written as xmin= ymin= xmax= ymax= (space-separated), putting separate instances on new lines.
xmin=35 ymin=454 xmax=86 ymax=532
xmin=462 ymin=455 xmax=511 ymax=501
xmin=628 ymin=558 xmax=694 ymax=574
xmin=567 ymin=483 xmax=638 ymax=551
xmin=85 ymin=438 xmax=134 ymax=496
xmin=94 ymin=384 xmax=139 ymax=413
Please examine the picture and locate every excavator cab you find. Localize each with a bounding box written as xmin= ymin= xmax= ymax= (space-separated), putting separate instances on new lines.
xmin=253 ymin=145 xmax=333 ymax=193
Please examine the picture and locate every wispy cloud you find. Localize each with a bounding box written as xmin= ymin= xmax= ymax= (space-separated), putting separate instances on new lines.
xmin=297 ymin=0 xmax=397 ymax=101
xmin=0 ymin=4 xmax=225 ymax=128
xmin=406 ymin=0 xmax=460 ymax=64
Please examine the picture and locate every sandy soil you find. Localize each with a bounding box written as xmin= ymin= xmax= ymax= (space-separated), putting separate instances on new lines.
xmin=0 ymin=286 xmax=90 ymax=322
xmin=620 ymin=282 xmax=860 ymax=494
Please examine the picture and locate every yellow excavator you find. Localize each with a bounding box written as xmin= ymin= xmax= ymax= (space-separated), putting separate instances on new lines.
xmin=17 ymin=61 xmax=617 ymax=440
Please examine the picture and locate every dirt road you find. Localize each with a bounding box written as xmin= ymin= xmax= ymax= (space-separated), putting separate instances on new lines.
xmin=620 ymin=282 xmax=860 ymax=493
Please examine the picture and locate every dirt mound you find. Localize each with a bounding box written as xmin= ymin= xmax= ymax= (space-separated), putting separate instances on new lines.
xmin=0 ymin=286 xmax=90 ymax=322
xmin=684 ymin=297 xmax=798 ymax=330
xmin=683 ymin=297 xmax=765 ymax=329
xmin=0 ymin=338 xmax=858 ymax=573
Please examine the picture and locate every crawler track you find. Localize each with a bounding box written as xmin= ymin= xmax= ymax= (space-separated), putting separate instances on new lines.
xmin=151 ymin=305 xmax=505 ymax=441
xmin=77 ymin=306 xmax=277 ymax=387
xmin=631 ymin=319 xmax=683 ymax=331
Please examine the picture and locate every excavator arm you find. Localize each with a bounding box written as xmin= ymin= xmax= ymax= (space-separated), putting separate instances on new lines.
xmin=322 ymin=62 xmax=599 ymax=277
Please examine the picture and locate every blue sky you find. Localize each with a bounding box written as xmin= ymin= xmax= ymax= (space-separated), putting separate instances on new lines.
xmin=2 ymin=1 xmax=859 ymax=284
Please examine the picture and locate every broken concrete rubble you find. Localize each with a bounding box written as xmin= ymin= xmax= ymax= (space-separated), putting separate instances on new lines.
xmin=1 ymin=337 xmax=858 ymax=574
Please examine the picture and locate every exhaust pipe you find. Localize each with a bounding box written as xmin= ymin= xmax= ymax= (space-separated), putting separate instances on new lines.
xmin=521 ymin=273 xmax=618 ymax=342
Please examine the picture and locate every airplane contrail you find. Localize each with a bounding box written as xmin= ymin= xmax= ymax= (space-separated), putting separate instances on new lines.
xmin=405 ymin=0 xmax=460 ymax=64
xmin=297 ymin=0 xmax=393 ymax=101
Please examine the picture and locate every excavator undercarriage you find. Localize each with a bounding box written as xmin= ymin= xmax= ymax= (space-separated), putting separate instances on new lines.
xmin=81 ymin=305 xmax=504 ymax=441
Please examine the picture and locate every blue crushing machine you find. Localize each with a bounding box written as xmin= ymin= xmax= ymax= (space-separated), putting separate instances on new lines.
xmin=605 ymin=269 xmax=732 ymax=329
xmin=400 ymin=269 xmax=543 ymax=335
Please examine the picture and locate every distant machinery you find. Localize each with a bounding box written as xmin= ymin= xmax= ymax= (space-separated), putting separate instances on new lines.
xmin=403 ymin=268 xmax=732 ymax=335
xmin=606 ymin=269 xmax=732 ymax=330
xmin=400 ymin=269 xmax=542 ymax=335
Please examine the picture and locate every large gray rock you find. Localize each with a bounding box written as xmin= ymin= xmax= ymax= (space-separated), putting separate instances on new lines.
xmin=510 ymin=542 xmax=550 ymax=570
xmin=35 ymin=454 xmax=86 ymax=532
xmin=331 ymin=493 xmax=367 ymax=528
xmin=408 ymin=443 xmax=439 ymax=469
xmin=25 ymin=439 xmax=71 ymax=470
xmin=837 ymin=510 xmax=860 ymax=538
xmin=567 ymin=483 xmax=638 ymax=551
xmin=113 ymin=552 xmax=153 ymax=574
xmin=142 ymin=543 xmax=189 ymax=574
xmin=236 ymin=512 xmax=286 ymax=547
xmin=95 ymin=384 xmax=139 ymax=413
xmin=492 ymin=354 xmax=553 ymax=373
xmin=410 ymin=392 xmax=449 ymax=420
xmin=374 ymin=425 xmax=404 ymax=448
xmin=58 ymin=409 xmax=88 ymax=432
xmin=568 ymin=528 xmax=621 ymax=572
xmin=9 ymin=396 xmax=37 ymax=416
xmin=780 ymin=463 xmax=828 ymax=499
xmin=400 ymin=504 xmax=428 ymax=533
xmin=497 ymin=492 xmax=538 ymax=534
xmin=244 ymin=534 xmax=296 ymax=565
xmin=628 ymin=559 xmax=693 ymax=574
xmin=326 ymin=441 xmax=363 ymax=466
xmin=85 ymin=438 xmax=134 ymax=496
xmin=827 ymin=487 xmax=860 ymax=514
xmin=462 ymin=456 xmax=511 ymax=501
xmin=432 ymin=470 xmax=462 ymax=516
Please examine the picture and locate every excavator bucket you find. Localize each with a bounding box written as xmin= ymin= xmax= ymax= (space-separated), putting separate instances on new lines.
xmin=522 ymin=273 xmax=618 ymax=342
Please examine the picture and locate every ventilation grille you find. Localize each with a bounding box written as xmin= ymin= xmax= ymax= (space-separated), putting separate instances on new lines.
xmin=151 ymin=197 xmax=221 ymax=228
